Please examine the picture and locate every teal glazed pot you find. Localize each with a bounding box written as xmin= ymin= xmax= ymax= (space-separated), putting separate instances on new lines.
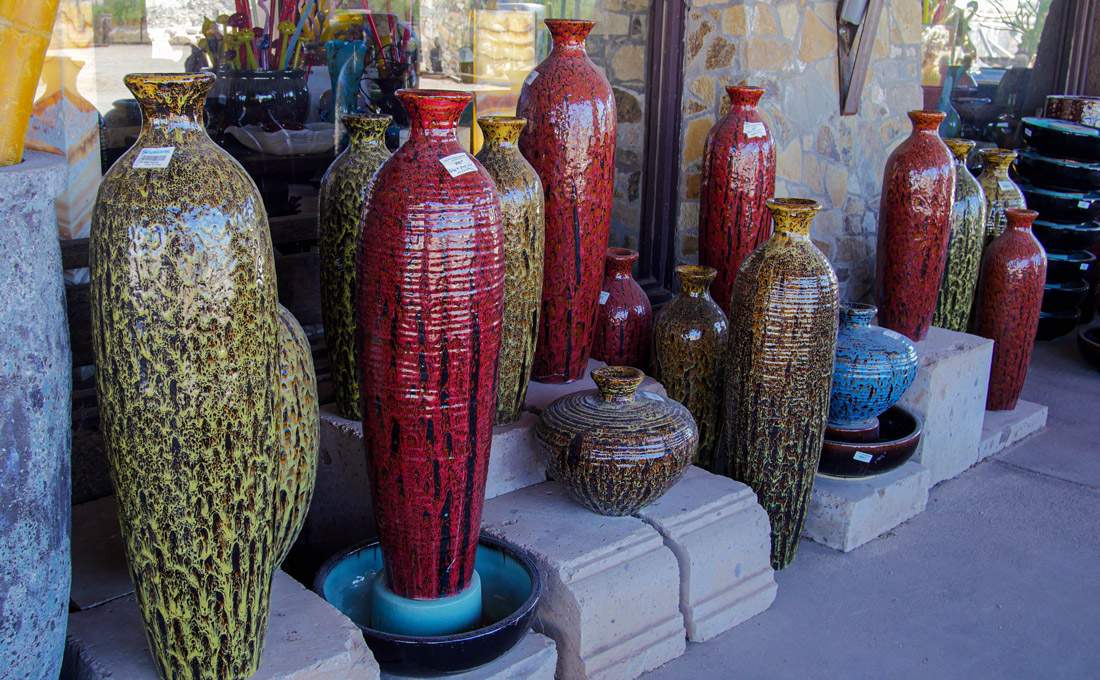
xmin=828 ymin=303 xmax=920 ymax=431
xmin=934 ymin=138 xmax=987 ymax=332
xmin=652 ymin=265 xmax=729 ymax=471
xmin=535 ymin=366 xmax=698 ymax=516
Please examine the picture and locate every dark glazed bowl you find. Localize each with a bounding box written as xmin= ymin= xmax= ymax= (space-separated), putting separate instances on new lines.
xmin=1017 ymin=181 xmax=1100 ymax=222
xmin=1036 ymin=308 xmax=1082 ymax=341
xmin=818 ymin=406 xmax=922 ymax=479
xmin=1021 ymin=117 xmax=1100 ymax=161
xmin=1032 ymin=219 xmax=1100 ymax=251
xmin=1015 ymin=148 xmax=1100 ymax=191
xmin=1077 ymin=326 xmax=1100 ymax=369
xmin=315 ymin=535 xmax=542 ymax=676
xmin=1046 ymin=250 xmax=1097 ymax=283
xmin=1042 ymin=280 xmax=1089 ymax=313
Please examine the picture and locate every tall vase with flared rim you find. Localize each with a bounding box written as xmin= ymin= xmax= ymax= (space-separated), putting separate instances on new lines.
xmin=652 ymin=265 xmax=729 ymax=471
xmin=592 ymin=247 xmax=652 ymax=369
xmin=319 ymin=113 xmax=391 ymax=420
xmin=357 ymin=89 xmax=505 ymax=600
xmin=475 ymin=115 xmax=545 ymax=426
xmin=875 ymin=109 xmax=955 ymax=342
xmin=518 ymin=18 xmax=616 ymax=384
xmin=699 ymin=85 xmax=777 ymax=314
xmin=90 ymin=72 xmax=283 ymax=679
xmin=933 ymin=138 xmax=988 ymax=332
xmin=976 ymin=148 xmax=1025 ymax=248
xmin=975 ymin=208 xmax=1046 ymax=411
xmin=724 ymin=198 xmax=839 ymax=570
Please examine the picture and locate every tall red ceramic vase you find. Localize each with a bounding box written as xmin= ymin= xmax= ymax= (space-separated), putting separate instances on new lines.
xmin=875 ymin=110 xmax=956 ymax=341
xmin=592 ymin=248 xmax=652 ymax=369
xmin=699 ymin=85 xmax=777 ymax=313
xmin=975 ymin=209 xmax=1047 ymax=411
xmin=518 ymin=19 xmax=616 ymax=383
xmin=357 ymin=89 xmax=505 ymax=599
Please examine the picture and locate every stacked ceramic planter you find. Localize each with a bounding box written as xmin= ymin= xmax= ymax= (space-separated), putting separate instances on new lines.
xmin=1015 ymin=99 xmax=1100 ymax=338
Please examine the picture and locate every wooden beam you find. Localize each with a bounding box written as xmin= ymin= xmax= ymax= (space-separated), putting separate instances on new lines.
xmin=837 ymin=0 xmax=886 ymax=116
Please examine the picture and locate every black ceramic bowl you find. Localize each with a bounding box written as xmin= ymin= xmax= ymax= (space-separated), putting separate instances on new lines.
xmin=1077 ymin=326 xmax=1100 ymax=369
xmin=818 ymin=406 xmax=922 ymax=479
xmin=1015 ymin=148 xmax=1100 ymax=191
xmin=1042 ymin=279 xmax=1089 ymax=313
xmin=315 ymin=535 xmax=542 ymax=676
xmin=1032 ymin=218 xmax=1100 ymax=251
xmin=1036 ymin=308 xmax=1082 ymax=341
xmin=1017 ymin=181 xmax=1100 ymax=222
xmin=1021 ymin=117 xmax=1100 ymax=162
xmin=1046 ymin=250 xmax=1097 ymax=283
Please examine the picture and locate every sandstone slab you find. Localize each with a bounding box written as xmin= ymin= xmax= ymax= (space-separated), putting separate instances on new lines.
xmin=979 ymin=399 xmax=1048 ymax=461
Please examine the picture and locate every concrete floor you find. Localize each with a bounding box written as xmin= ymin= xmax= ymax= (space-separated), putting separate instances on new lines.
xmin=643 ymin=332 xmax=1100 ymax=679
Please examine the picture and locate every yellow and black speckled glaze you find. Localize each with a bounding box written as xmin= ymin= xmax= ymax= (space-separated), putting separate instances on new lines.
xmin=535 ymin=366 xmax=698 ymax=516
xmin=934 ymin=139 xmax=988 ymax=332
xmin=976 ymin=148 xmax=1026 ymax=247
xmin=90 ymin=73 xmax=282 ymax=680
xmin=475 ymin=116 xmax=545 ymax=426
xmin=723 ymin=198 xmax=839 ymax=570
xmin=652 ymin=265 xmax=729 ymax=471
xmin=274 ymin=304 xmax=319 ymax=565
xmin=319 ymin=114 xmax=391 ymax=420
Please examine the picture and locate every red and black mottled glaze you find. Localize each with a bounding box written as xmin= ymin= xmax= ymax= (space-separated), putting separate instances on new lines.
xmin=592 ymin=248 xmax=652 ymax=369
xmin=699 ymin=85 xmax=777 ymax=313
xmin=356 ymin=89 xmax=505 ymax=600
xmin=875 ymin=110 xmax=956 ymax=341
xmin=518 ymin=19 xmax=616 ymax=383
xmin=975 ymin=209 xmax=1047 ymax=411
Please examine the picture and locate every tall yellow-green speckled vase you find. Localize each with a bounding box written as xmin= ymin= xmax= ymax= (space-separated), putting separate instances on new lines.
xmin=90 ymin=73 xmax=282 ymax=680
xmin=723 ymin=198 xmax=839 ymax=570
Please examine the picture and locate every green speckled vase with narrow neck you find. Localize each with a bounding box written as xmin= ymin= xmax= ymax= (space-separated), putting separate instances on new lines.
xmin=934 ymin=138 xmax=988 ymax=332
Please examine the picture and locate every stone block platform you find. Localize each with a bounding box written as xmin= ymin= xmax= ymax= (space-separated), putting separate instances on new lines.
xmin=979 ymin=399 xmax=1048 ymax=462
xmin=381 ymin=634 xmax=557 ymax=680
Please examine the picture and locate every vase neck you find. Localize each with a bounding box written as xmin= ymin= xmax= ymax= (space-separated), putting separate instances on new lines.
xmin=675 ymin=265 xmax=716 ymax=299
xmin=726 ymin=85 xmax=764 ymax=111
xmin=766 ymin=198 xmax=821 ymax=240
xmin=477 ymin=115 xmax=525 ymax=150
xmin=127 ymin=73 xmax=212 ymax=140
xmin=605 ymin=248 xmax=639 ymax=279
xmin=944 ymin=137 xmax=974 ymax=165
xmin=909 ymin=109 xmax=946 ymax=136
xmin=399 ymin=89 xmax=471 ymax=143
xmin=1004 ymin=208 xmax=1038 ymax=233
xmin=546 ymin=19 xmax=593 ymax=53
xmin=839 ymin=303 xmax=876 ymax=327
xmin=979 ymin=149 xmax=1016 ymax=177
xmin=592 ymin=366 xmax=644 ymax=403
xmin=344 ymin=113 xmax=391 ymax=149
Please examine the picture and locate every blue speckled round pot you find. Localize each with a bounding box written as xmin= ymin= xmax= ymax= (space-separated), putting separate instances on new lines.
xmin=828 ymin=303 xmax=920 ymax=429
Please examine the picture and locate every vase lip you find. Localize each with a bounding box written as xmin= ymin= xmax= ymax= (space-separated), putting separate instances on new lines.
xmin=592 ymin=366 xmax=645 ymax=402
xmin=766 ymin=197 xmax=821 ymax=212
xmin=675 ymin=264 xmax=717 ymax=281
xmin=839 ymin=302 xmax=877 ymax=325
xmin=125 ymin=72 xmax=213 ymax=123
xmin=398 ymin=89 xmax=472 ymax=133
xmin=545 ymin=18 xmax=594 ymax=45
xmin=726 ymin=85 xmax=765 ymax=107
xmin=978 ymin=147 xmax=1017 ymax=163
xmin=477 ymin=115 xmax=526 ymax=144
xmin=605 ymin=247 xmax=639 ymax=275
xmin=944 ymin=137 xmax=975 ymax=159
xmin=343 ymin=113 xmax=392 ymax=142
xmin=908 ymin=109 xmax=946 ymax=131
xmin=1005 ymin=207 xmax=1040 ymax=229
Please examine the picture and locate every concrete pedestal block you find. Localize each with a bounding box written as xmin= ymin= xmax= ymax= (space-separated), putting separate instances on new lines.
xmin=64 ymin=570 xmax=379 ymax=680
xmin=896 ymin=326 xmax=993 ymax=486
xmin=979 ymin=399 xmax=1047 ymax=461
xmin=523 ymin=359 xmax=667 ymax=414
xmin=381 ymin=633 xmax=557 ymax=680
xmin=802 ymin=462 xmax=931 ymax=552
xmin=481 ymin=483 xmax=686 ymax=680
xmin=633 ymin=467 xmax=777 ymax=642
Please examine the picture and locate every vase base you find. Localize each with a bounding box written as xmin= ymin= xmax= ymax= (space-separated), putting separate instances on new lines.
xmin=825 ymin=418 xmax=881 ymax=442
xmin=370 ymin=570 xmax=483 ymax=637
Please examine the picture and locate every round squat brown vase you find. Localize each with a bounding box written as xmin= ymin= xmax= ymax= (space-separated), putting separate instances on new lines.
xmin=535 ymin=366 xmax=698 ymax=516
xmin=933 ymin=138 xmax=987 ymax=332
xmin=699 ymin=85 xmax=777 ymax=313
xmin=724 ymin=198 xmax=839 ymax=570
xmin=592 ymin=248 xmax=652 ymax=369
xmin=319 ymin=114 xmax=391 ymax=420
xmin=975 ymin=209 xmax=1047 ymax=411
xmin=475 ymin=115 xmax=546 ymax=426
xmin=875 ymin=110 xmax=955 ymax=341
xmin=652 ymin=265 xmax=729 ymax=471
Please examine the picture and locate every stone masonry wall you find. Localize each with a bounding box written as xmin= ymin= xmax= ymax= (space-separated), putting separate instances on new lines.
xmin=677 ymin=0 xmax=922 ymax=302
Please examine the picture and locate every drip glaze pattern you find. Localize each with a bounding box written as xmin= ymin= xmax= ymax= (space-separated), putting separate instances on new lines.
xmin=933 ymin=138 xmax=987 ymax=331
xmin=592 ymin=248 xmax=652 ymax=369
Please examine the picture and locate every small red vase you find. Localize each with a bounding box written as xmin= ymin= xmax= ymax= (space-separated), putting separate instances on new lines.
xmin=875 ymin=110 xmax=956 ymax=341
xmin=699 ymin=85 xmax=777 ymax=313
xmin=592 ymin=248 xmax=652 ymax=369
xmin=975 ymin=209 xmax=1047 ymax=411
xmin=357 ymin=89 xmax=505 ymax=599
xmin=518 ymin=19 xmax=616 ymax=383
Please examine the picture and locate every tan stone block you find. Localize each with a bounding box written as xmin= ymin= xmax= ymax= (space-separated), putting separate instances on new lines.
xmin=776 ymin=141 xmax=802 ymax=185
xmin=690 ymin=75 xmax=716 ymax=106
xmin=803 ymin=155 xmax=824 ymax=193
xmin=705 ymin=36 xmax=737 ymax=69
xmin=719 ymin=5 xmax=746 ymax=35
xmin=686 ymin=172 xmax=703 ymax=200
xmin=798 ymin=9 xmax=836 ymax=63
xmin=686 ymin=101 xmax=708 ymax=115
xmin=743 ymin=37 xmax=792 ymax=71
xmin=777 ymin=2 xmax=800 ymax=40
xmin=678 ymin=202 xmax=701 ymax=232
xmin=612 ymin=44 xmax=646 ymax=82
xmin=892 ymin=0 xmax=922 ymax=45
xmin=680 ymin=233 xmax=700 ymax=257
xmin=751 ymin=6 xmax=778 ymax=36
xmin=591 ymin=12 xmax=629 ymax=36
xmin=685 ymin=19 xmax=715 ymax=64
xmin=683 ymin=117 xmax=713 ymax=166
xmin=622 ymin=0 xmax=648 ymax=10
xmin=826 ymin=165 xmax=848 ymax=208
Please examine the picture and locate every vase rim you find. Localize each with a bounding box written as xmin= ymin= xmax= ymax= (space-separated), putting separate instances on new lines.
xmin=766 ymin=197 xmax=821 ymax=212
xmin=675 ymin=264 xmax=717 ymax=279
xmin=726 ymin=85 xmax=765 ymax=106
xmin=840 ymin=302 xmax=877 ymax=324
xmin=398 ymin=88 xmax=474 ymax=104
xmin=592 ymin=366 xmax=645 ymax=402
xmin=908 ymin=109 xmax=946 ymax=130
xmin=978 ymin=147 xmax=1017 ymax=161
xmin=1005 ymin=208 xmax=1039 ymax=228
xmin=544 ymin=18 xmax=595 ymax=44
xmin=606 ymin=247 xmax=639 ymax=261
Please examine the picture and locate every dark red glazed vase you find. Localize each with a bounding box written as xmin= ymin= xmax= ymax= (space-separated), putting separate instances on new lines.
xmin=518 ymin=19 xmax=616 ymax=383
xmin=975 ymin=209 xmax=1047 ymax=411
xmin=592 ymin=248 xmax=652 ymax=369
xmin=356 ymin=89 xmax=505 ymax=600
xmin=875 ymin=110 xmax=956 ymax=341
xmin=699 ymin=85 xmax=777 ymax=313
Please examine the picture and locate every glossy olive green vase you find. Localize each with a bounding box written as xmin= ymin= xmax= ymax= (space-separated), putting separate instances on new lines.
xmin=90 ymin=73 xmax=299 ymax=680
xmin=933 ymin=139 xmax=988 ymax=332
xmin=652 ymin=265 xmax=729 ymax=471
xmin=723 ymin=198 xmax=839 ymax=570
xmin=319 ymin=114 xmax=391 ymax=420
xmin=976 ymin=148 xmax=1025 ymax=248
xmin=475 ymin=116 xmax=545 ymax=425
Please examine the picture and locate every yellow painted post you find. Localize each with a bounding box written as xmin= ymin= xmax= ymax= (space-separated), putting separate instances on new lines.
xmin=0 ymin=0 xmax=62 ymax=166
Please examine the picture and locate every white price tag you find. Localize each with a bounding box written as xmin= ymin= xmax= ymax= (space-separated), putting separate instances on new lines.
xmin=440 ymin=152 xmax=478 ymax=178
xmin=1023 ymin=128 xmax=1033 ymax=137
xmin=882 ymin=329 xmax=904 ymax=341
xmin=853 ymin=451 xmax=874 ymax=463
xmin=999 ymin=181 xmax=1016 ymax=192
xmin=599 ymin=291 xmax=610 ymax=304
xmin=743 ymin=121 xmax=767 ymax=138
xmin=132 ymin=146 xmax=175 ymax=169
xmin=643 ymin=392 xmax=664 ymax=402
xmin=1082 ymin=263 xmax=1090 ymax=270
xmin=1078 ymin=200 xmax=1091 ymax=209
xmin=524 ymin=69 xmax=539 ymax=86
